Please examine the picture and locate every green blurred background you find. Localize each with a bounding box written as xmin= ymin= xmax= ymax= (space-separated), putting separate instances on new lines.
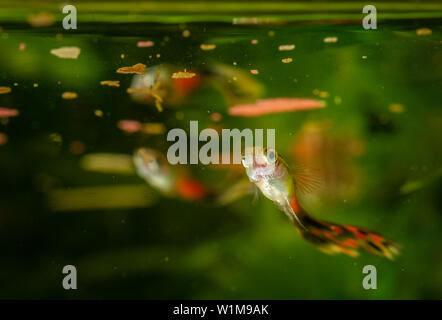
xmin=0 ymin=0 xmax=441 ymax=299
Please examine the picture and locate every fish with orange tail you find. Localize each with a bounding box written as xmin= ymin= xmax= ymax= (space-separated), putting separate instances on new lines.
xmin=241 ymin=147 xmax=400 ymax=259
xmin=133 ymin=148 xmax=209 ymax=201
xmin=128 ymin=63 xmax=264 ymax=111
xmin=134 ymin=147 xmax=253 ymax=204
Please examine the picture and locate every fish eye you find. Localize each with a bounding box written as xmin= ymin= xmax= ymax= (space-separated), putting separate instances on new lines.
xmin=266 ymin=149 xmax=277 ymax=163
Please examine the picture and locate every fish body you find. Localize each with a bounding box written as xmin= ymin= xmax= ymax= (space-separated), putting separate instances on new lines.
xmin=242 ymin=147 xmax=400 ymax=259
xmin=133 ymin=148 xmax=176 ymax=195
xmin=133 ymin=147 xmax=251 ymax=203
xmin=128 ymin=63 xmax=264 ymax=111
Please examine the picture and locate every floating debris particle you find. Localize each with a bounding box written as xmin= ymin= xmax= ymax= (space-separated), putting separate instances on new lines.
xmin=69 ymin=141 xmax=86 ymax=155
xmin=0 ymin=108 xmax=19 ymax=118
xmin=210 ymin=112 xmax=222 ymax=122
xmin=127 ymin=71 xmax=164 ymax=112
xmin=94 ymin=109 xmax=104 ymax=117
xmin=116 ymin=63 xmax=148 ymax=75
xmin=251 ymin=39 xmax=258 ymax=45
xmin=389 ymin=103 xmax=405 ymax=114
xmin=0 ymin=87 xmax=11 ymax=94
xmin=100 ymin=80 xmax=120 ymax=87
xmin=137 ymin=40 xmax=154 ymax=48
xmin=416 ymin=28 xmax=432 ymax=36
xmin=49 ymin=133 xmax=62 ymax=143
xmin=126 ymin=88 xmax=150 ymax=94
xmin=282 ymin=58 xmax=293 ymax=63
xmin=313 ymin=89 xmax=330 ymax=98
xmin=171 ymin=71 xmax=196 ymax=79
xmin=62 ymin=92 xmax=78 ymax=100
xmin=400 ymin=168 xmax=442 ymax=194
xmin=19 ymin=43 xmax=26 ymax=51
xmin=141 ymin=122 xmax=166 ymax=135
xmin=334 ymin=96 xmax=342 ymax=105
xmin=200 ymin=44 xmax=216 ymax=51
xmin=117 ymin=120 xmax=166 ymax=135
xmin=117 ymin=120 xmax=142 ymax=133
xmin=279 ymin=44 xmax=295 ymax=51
xmin=229 ymin=98 xmax=325 ymax=117
xmin=176 ymin=111 xmax=184 ymax=120
xmin=127 ymin=88 xmax=164 ymax=112
xmin=182 ymin=29 xmax=191 ymax=38
xmin=27 ymin=12 xmax=55 ymax=27
xmin=323 ymin=36 xmax=338 ymax=43
xmin=250 ymin=69 xmax=259 ymax=75
xmin=0 ymin=133 xmax=7 ymax=146
xmin=81 ymin=153 xmax=135 ymax=175
xmin=50 ymin=47 xmax=81 ymax=59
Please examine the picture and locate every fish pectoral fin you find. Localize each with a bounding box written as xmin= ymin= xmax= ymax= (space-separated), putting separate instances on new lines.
xmin=251 ymin=186 xmax=260 ymax=205
xmin=290 ymin=162 xmax=323 ymax=195
xmin=215 ymin=178 xmax=255 ymax=206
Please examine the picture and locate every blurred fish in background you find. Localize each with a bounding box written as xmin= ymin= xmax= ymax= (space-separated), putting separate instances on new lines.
xmin=127 ymin=63 xmax=264 ymax=111
xmin=289 ymin=120 xmax=365 ymax=202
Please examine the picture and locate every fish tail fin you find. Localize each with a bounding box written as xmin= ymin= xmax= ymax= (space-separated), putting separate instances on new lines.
xmin=287 ymin=197 xmax=400 ymax=259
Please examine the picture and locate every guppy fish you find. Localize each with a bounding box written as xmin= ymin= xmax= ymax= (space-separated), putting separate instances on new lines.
xmin=133 ymin=147 xmax=253 ymax=204
xmin=133 ymin=148 xmax=208 ymax=200
xmin=242 ymin=147 xmax=400 ymax=259
xmin=128 ymin=63 xmax=264 ymax=111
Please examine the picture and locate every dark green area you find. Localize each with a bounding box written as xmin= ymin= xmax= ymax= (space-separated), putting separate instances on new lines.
xmin=0 ymin=2 xmax=441 ymax=299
